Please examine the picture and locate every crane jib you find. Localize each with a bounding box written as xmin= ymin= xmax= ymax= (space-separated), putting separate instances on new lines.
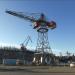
xmin=6 ymin=10 xmax=36 ymax=22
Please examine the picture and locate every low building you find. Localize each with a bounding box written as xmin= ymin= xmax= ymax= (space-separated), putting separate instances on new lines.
xmin=0 ymin=47 xmax=34 ymax=65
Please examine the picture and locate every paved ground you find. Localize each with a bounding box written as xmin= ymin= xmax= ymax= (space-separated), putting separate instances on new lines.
xmin=0 ymin=65 xmax=75 ymax=75
xmin=0 ymin=72 xmax=75 ymax=75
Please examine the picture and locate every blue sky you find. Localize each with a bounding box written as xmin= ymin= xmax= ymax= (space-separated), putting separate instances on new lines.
xmin=0 ymin=0 xmax=75 ymax=55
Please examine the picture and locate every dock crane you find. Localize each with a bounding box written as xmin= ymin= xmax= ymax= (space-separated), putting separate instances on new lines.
xmin=20 ymin=36 xmax=32 ymax=50
xmin=6 ymin=10 xmax=56 ymax=65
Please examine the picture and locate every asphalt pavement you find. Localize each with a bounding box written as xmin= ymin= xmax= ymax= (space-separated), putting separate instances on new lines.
xmin=0 ymin=65 xmax=75 ymax=75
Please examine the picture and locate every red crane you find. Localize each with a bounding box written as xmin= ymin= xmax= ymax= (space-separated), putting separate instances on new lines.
xmin=6 ymin=10 xmax=57 ymax=65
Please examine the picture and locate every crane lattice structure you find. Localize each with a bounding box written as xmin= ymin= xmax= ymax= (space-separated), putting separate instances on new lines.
xmin=6 ymin=10 xmax=56 ymax=65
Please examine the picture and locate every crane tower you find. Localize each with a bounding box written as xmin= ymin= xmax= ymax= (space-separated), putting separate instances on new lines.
xmin=6 ymin=10 xmax=56 ymax=65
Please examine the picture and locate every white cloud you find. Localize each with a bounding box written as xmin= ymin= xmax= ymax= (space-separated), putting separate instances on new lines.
xmin=0 ymin=42 xmax=20 ymax=49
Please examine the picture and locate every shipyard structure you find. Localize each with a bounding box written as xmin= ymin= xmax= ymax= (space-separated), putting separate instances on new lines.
xmin=0 ymin=46 xmax=75 ymax=66
xmin=0 ymin=46 xmax=56 ymax=65
xmin=3 ymin=10 xmax=75 ymax=66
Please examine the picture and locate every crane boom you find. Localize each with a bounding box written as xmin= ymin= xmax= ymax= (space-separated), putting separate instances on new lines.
xmin=6 ymin=10 xmax=36 ymax=22
xmin=20 ymin=36 xmax=32 ymax=50
xmin=23 ymin=36 xmax=32 ymax=47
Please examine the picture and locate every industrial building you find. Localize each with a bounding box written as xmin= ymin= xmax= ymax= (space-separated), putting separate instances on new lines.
xmin=0 ymin=47 xmax=34 ymax=65
xmin=0 ymin=46 xmax=75 ymax=66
